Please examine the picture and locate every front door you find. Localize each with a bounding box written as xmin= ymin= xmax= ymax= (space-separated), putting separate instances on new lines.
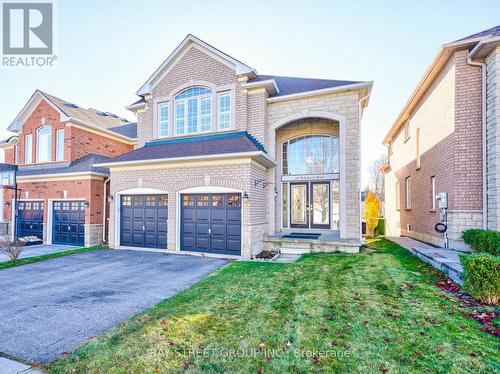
xmin=290 ymin=182 xmax=330 ymax=229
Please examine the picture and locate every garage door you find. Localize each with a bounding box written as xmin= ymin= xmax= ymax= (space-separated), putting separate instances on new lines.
xmin=17 ymin=201 xmax=44 ymax=239
xmin=120 ymin=195 xmax=168 ymax=249
xmin=52 ymin=201 xmax=85 ymax=246
xmin=181 ymin=193 xmax=241 ymax=256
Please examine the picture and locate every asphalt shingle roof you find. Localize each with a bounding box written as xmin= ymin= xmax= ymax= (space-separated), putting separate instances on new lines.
xmin=248 ymin=75 xmax=361 ymax=97
xmin=101 ymin=131 xmax=265 ymax=165
xmin=453 ymin=24 xmax=500 ymax=43
xmin=16 ymin=154 xmax=110 ymax=177
xmin=108 ymin=123 xmax=137 ymax=138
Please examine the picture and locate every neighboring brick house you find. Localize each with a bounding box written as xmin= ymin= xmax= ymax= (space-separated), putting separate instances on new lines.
xmin=98 ymin=35 xmax=372 ymax=258
xmin=0 ymin=90 xmax=137 ymax=246
xmin=383 ymin=25 xmax=500 ymax=250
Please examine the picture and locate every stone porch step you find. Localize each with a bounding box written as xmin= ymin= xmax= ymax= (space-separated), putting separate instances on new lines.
xmin=280 ymin=247 xmax=312 ymax=255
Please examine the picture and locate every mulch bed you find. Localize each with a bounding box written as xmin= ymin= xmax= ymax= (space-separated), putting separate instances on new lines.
xmin=254 ymin=250 xmax=278 ymax=260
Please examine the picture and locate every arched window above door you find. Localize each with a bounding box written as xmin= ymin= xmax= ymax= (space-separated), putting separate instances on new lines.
xmin=282 ymin=135 xmax=339 ymax=175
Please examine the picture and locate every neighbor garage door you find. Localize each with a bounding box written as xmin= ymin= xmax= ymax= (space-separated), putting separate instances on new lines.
xmin=17 ymin=201 xmax=44 ymax=239
xmin=181 ymin=193 xmax=241 ymax=256
xmin=52 ymin=201 xmax=85 ymax=246
xmin=120 ymin=195 xmax=168 ymax=249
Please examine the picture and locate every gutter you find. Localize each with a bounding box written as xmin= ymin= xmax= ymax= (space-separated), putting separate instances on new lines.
xmin=95 ymin=151 xmax=277 ymax=168
xmin=466 ymin=53 xmax=488 ymax=230
xmin=103 ymin=177 xmax=109 ymax=242
xmin=16 ymin=171 xmax=109 ymax=180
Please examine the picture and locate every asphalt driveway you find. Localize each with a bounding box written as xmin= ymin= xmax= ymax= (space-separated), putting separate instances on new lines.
xmin=0 ymin=249 xmax=227 ymax=363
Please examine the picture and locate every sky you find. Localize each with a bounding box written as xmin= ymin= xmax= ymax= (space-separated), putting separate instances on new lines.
xmin=0 ymin=0 xmax=499 ymax=186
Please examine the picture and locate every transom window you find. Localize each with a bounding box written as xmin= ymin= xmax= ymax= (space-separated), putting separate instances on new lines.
xmin=36 ymin=125 xmax=52 ymax=163
xmin=174 ymin=86 xmax=213 ymax=135
xmin=282 ymin=135 xmax=339 ymax=175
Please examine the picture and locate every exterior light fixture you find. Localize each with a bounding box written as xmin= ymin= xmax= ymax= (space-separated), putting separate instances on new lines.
xmin=107 ymin=195 xmax=114 ymax=202
xmin=4 ymin=200 xmax=10 ymax=207
xmin=274 ymin=187 xmax=278 ymax=198
xmin=82 ymin=201 xmax=90 ymax=208
xmin=242 ymin=191 xmax=249 ymax=202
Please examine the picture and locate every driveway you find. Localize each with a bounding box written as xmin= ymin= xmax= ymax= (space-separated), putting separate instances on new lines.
xmin=0 ymin=244 xmax=79 ymax=263
xmin=0 ymin=249 xmax=227 ymax=363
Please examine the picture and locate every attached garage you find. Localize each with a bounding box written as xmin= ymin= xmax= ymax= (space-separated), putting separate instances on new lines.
xmin=120 ymin=194 xmax=168 ymax=249
xmin=181 ymin=193 xmax=241 ymax=256
xmin=52 ymin=201 xmax=85 ymax=246
xmin=17 ymin=201 xmax=44 ymax=240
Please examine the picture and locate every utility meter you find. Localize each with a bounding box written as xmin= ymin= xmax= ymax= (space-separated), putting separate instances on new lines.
xmin=436 ymin=192 xmax=448 ymax=209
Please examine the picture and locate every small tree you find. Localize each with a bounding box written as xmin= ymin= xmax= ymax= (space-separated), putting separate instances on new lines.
xmin=0 ymin=237 xmax=24 ymax=261
xmin=364 ymin=191 xmax=381 ymax=237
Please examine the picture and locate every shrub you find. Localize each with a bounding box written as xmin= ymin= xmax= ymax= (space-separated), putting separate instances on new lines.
xmin=375 ymin=217 xmax=385 ymax=236
xmin=462 ymin=229 xmax=500 ymax=255
xmin=364 ymin=192 xmax=381 ymax=237
xmin=460 ymin=253 xmax=500 ymax=304
xmin=0 ymin=237 xmax=25 ymax=261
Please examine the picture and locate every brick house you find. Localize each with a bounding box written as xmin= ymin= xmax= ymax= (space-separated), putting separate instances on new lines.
xmin=0 ymin=90 xmax=137 ymax=246
xmin=383 ymin=25 xmax=500 ymax=250
xmin=97 ymin=35 xmax=372 ymax=258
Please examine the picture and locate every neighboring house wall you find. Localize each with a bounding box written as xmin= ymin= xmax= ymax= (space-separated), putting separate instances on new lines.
xmin=385 ymin=50 xmax=485 ymax=250
xmin=68 ymin=125 xmax=134 ymax=161
xmin=486 ymin=46 xmax=500 ymax=231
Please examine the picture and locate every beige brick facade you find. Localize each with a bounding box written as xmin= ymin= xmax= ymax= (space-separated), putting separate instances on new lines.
xmin=109 ymin=37 xmax=370 ymax=257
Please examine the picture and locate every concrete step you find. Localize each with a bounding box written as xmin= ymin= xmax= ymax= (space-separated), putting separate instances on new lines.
xmin=275 ymin=254 xmax=301 ymax=263
xmin=280 ymin=247 xmax=311 ymax=255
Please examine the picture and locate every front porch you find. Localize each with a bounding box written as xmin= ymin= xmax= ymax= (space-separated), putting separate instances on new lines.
xmin=262 ymin=231 xmax=361 ymax=255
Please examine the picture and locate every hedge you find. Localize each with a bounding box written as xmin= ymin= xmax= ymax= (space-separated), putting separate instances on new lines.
xmin=375 ymin=217 xmax=385 ymax=237
xmin=462 ymin=229 xmax=500 ymax=255
xmin=460 ymin=252 xmax=500 ymax=305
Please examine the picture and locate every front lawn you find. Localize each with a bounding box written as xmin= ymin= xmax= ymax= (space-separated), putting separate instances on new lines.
xmin=49 ymin=239 xmax=498 ymax=373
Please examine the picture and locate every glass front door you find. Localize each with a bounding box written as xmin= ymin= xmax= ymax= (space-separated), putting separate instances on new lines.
xmin=289 ymin=182 xmax=331 ymax=229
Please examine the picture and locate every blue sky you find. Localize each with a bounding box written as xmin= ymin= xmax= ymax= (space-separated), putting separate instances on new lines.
xmin=1 ymin=0 xmax=499 ymax=186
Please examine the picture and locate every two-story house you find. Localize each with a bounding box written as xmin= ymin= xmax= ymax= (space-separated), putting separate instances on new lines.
xmin=0 ymin=90 xmax=137 ymax=246
xmin=383 ymin=25 xmax=500 ymax=250
xmin=97 ymin=35 xmax=372 ymax=258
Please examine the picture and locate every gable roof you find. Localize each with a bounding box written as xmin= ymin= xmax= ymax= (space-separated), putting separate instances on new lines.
xmin=8 ymin=90 xmax=137 ymax=142
xmin=136 ymin=34 xmax=256 ymax=96
xmin=247 ymin=75 xmax=364 ymax=98
xmin=108 ymin=123 xmax=137 ymax=138
xmin=16 ymin=153 xmax=110 ymax=178
xmin=95 ymin=131 xmax=274 ymax=168
xmin=383 ymin=24 xmax=500 ymax=145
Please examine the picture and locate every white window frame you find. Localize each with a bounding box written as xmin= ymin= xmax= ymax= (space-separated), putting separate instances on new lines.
xmin=174 ymin=88 xmax=212 ymax=136
xmin=431 ymin=176 xmax=436 ymax=211
xmin=14 ymin=145 xmax=19 ymax=164
xmin=24 ymin=134 xmax=32 ymax=164
xmin=396 ymin=181 xmax=400 ymax=211
xmin=56 ymin=129 xmax=64 ymax=161
xmin=157 ymin=103 xmax=169 ymax=137
xmin=36 ymin=125 xmax=52 ymax=163
xmin=217 ymin=92 xmax=231 ymax=130
xmin=405 ymin=176 xmax=411 ymax=210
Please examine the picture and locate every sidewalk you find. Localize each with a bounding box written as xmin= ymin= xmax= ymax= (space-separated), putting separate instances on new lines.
xmin=388 ymin=236 xmax=464 ymax=285
xmin=0 ymin=357 xmax=44 ymax=373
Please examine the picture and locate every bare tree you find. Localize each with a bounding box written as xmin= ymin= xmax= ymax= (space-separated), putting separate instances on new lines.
xmin=0 ymin=237 xmax=25 ymax=261
xmin=367 ymin=153 xmax=388 ymax=199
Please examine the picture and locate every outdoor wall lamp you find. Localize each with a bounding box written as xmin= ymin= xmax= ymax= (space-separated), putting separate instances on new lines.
xmin=4 ymin=200 xmax=10 ymax=207
xmin=82 ymin=201 xmax=90 ymax=208
xmin=274 ymin=187 xmax=278 ymax=198
xmin=242 ymin=191 xmax=249 ymax=202
xmin=107 ymin=195 xmax=114 ymax=202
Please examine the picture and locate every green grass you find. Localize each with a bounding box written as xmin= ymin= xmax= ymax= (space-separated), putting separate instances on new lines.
xmin=0 ymin=246 xmax=105 ymax=270
xmin=48 ymin=239 xmax=498 ymax=373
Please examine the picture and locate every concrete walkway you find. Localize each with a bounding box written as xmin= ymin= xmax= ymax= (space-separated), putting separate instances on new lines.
xmin=0 ymin=244 xmax=79 ymax=263
xmin=0 ymin=357 xmax=43 ymax=373
xmin=388 ymin=236 xmax=464 ymax=284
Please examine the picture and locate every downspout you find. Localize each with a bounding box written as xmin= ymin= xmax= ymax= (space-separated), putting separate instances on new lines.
xmin=358 ymin=92 xmax=371 ymax=241
xmin=102 ymin=177 xmax=110 ymax=243
xmin=466 ymin=55 xmax=488 ymax=229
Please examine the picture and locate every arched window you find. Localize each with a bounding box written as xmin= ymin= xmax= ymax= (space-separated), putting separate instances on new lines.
xmin=282 ymin=135 xmax=339 ymax=175
xmin=36 ymin=125 xmax=52 ymax=162
xmin=174 ymin=86 xmax=213 ymax=135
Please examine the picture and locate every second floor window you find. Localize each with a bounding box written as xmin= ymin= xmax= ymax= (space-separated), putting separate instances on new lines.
xmin=174 ymin=87 xmax=213 ymax=135
xmin=218 ymin=92 xmax=231 ymax=130
xmin=25 ymin=134 xmax=32 ymax=164
xmin=37 ymin=125 xmax=52 ymax=163
xmin=158 ymin=103 xmax=169 ymax=137
xmin=56 ymin=129 xmax=64 ymax=161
